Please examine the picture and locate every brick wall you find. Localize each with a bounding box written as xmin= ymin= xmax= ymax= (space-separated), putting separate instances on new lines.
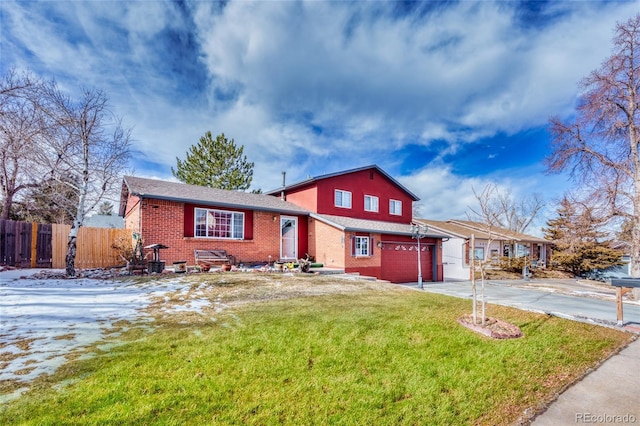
xmin=309 ymin=218 xmax=345 ymax=268
xmin=124 ymin=196 xmax=141 ymax=232
xmin=134 ymin=198 xmax=288 ymax=265
xmin=309 ymin=218 xmax=383 ymax=274
xmin=343 ymin=231 xmax=381 ymax=269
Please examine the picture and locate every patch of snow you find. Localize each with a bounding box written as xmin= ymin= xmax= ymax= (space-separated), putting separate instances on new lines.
xmin=0 ymin=268 xmax=207 ymax=401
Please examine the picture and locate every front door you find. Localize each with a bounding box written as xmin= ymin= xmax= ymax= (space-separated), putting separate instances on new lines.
xmin=280 ymin=216 xmax=298 ymax=260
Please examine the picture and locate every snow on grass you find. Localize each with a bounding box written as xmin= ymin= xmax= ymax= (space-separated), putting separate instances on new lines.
xmin=0 ymin=269 xmax=209 ymax=400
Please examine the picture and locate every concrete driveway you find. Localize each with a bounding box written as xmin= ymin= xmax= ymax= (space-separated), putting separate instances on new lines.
xmin=404 ymin=278 xmax=640 ymax=330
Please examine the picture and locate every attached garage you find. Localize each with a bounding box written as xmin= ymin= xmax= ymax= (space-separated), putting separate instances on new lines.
xmin=310 ymin=214 xmax=445 ymax=284
xmin=379 ymin=238 xmax=437 ymax=283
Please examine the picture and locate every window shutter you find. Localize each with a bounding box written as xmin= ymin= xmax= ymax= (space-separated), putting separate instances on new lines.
xmin=370 ymin=237 xmax=374 ymax=256
xmin=351 ymin=236 xmax=356 ymax=256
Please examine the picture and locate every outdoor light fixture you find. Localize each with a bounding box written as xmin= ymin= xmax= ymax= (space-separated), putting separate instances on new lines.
xmin=410 ymin=223 xmax=428 ymax=289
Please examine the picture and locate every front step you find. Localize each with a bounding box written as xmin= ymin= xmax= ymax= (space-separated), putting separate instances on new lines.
xmin=312 ymin=267 xmax=345 ymax=275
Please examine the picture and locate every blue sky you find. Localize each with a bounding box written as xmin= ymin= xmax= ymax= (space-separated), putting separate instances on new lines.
xmin=2 ymin=0 xmax=638 ymax=229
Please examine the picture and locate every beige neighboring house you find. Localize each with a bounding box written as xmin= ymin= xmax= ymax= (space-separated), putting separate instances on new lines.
xmin=414 ymin=219 xmax=551 ymax=281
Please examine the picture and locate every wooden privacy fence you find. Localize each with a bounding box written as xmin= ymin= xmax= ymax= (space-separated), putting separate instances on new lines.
xmin=0 ymin=220 xmax=52 ymax=268
xmin=0 ymin=219 xmax=131 ymax=269
xmin=52 ymin=225 xmax=131 ymax=269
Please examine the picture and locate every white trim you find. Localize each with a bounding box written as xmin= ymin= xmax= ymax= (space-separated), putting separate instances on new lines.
xmin=353 ymin=235 xmax=372 ymax=256
xmin=334 ymin=189 xmax=352 ymax=209
xmin=364 ymin=194 xmax=379 ymax=212
xmin=389 ymin=199 xmax=402 ymax=216
xmin=194 ymin=207 xmax=244 ymax=239
xmin=280 ymin=216 xmax=298 ymax=260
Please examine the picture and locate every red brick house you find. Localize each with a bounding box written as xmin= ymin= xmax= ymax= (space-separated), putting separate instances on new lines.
xmin=119 ymin=176 xmax=310 ymax=267
xmin=119 ymin=165 xmax=445 ymax=283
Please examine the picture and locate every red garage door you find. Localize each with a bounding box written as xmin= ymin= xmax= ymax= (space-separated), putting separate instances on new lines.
xmin=380 ymin=241 xmax=433 ymax=283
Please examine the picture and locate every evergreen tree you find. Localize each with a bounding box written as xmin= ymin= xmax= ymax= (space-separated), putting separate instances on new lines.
xmin=98 ymin=201 xmax=114 ymax=215
xmin=172 ymin=132 xmax=254 ymax=191
xmin=14 ymin=177 xmax=78 ymax=224
xmin=543 ymin=197 xmax=622 ymax=276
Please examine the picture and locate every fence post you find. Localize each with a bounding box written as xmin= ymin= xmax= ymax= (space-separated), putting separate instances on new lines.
xmin=31 ymin=222 xmax=38 ymax=268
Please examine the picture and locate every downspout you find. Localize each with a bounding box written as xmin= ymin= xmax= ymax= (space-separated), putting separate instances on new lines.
xmin=432 ymin=243 xmax=439 ymax=282
xmin=138 ymin=195 xmax=143 ymax=237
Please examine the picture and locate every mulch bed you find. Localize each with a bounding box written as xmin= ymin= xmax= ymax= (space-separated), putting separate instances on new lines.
xmin=457 ymin=315 xmax=523 ymax=339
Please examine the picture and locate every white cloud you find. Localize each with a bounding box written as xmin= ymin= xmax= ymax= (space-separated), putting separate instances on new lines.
xmin=180 ymin=0 xmax=640 ymax=171
xmin=2 ymin=0 xmax=639 ymax=204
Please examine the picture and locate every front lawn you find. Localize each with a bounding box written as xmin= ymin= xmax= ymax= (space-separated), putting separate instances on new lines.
xmin=0 ymin=274 xmax=632 ymax=425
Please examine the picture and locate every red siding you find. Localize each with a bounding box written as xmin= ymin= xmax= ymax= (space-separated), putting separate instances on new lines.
xmin=284 ymin=168 xmax=414 ymax=223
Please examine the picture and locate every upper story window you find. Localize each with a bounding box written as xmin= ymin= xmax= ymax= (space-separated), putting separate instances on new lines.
xmin=334 ymin=189 xmax=352 ymax=209
xmin=389 ymin=199 xmax=402 ymax=215
xmin=364 ymin=195 xmax=379 ymax=212
xmin=195 ymin=208 xmax=244 ymax=239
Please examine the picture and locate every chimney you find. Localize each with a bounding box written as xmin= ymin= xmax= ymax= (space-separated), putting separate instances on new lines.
xmin=280 ymin=171 xmax=286 ymax=201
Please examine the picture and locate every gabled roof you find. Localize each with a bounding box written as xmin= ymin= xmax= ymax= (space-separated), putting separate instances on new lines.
xmin=84 ymin=214 xmax=124 ymax=229
xmin=313 ymin=214 xmax=448 ymax=238
xmin=120 ymin=176 xmax=310 ymax=216
xmin=415 ymin=218 xmax=549 ymax=244
xmin=265 ymin=165 xmax=420 ymax=201
xmin=415 ymin=219 xmax=496 ymax=240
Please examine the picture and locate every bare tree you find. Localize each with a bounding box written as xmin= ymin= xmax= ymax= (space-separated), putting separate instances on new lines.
xmin=0 ymin=69 xmax=49 ymax=220
xmin=39 ymin=87 xmax=132 ymax=277
xmin=466 ymin=185 xmax=502 ymax=325
xmin=468 ymin=183 xmax=544 ymax=234
xmin=548 ymin=14 xmax=640 ymax=277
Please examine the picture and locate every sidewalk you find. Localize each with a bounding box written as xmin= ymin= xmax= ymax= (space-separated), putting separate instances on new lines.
xmin=532 ymin=337 xmax=640 ymax=425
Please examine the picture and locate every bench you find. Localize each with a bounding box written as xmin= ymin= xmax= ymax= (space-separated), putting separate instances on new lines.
xmin=120 ymin=254 xmax=147 ymax=275
xmin=129 ymin=262 xmax=147 ymax=275
xmin=194 ymin=249 xmax=234 ymax=268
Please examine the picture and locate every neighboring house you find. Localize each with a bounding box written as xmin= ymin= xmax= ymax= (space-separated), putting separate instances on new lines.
xmin=119 ymin=165 xmax=446 ymax=283
xmin=611 ymin=241 xmax=631 ymax=275
xmin=415 ymin=219 xmax=551 ymax=281
xmin=266 ymin=165 xmax=446 ymax=283
xmin=83 ymin=214 xmax=124 ymax=229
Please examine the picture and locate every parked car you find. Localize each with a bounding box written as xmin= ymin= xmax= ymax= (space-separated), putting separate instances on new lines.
xmin=582 ymin=266 xmax=630 ymax=282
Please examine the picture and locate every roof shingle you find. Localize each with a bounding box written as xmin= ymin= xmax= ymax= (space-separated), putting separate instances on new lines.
xmin=313 ymin=214 xmax=449 ymax=238
xmin=122 ymin=176 xmax=310 ymax=215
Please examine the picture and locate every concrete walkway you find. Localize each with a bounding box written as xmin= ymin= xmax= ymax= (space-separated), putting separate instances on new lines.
xmin=406 ymin=279 xmax=640 ymax=424
xmin=532 ymin=338 xmax=640 ymax=425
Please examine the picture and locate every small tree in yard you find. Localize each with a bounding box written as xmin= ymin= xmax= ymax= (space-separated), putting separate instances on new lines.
xmin=547 ymin=14 xmax=640 ymax=277
xmin=466 ymin=185 xmax=502 ymax=325
xmin=172 ymin=131 xmax=254 ymax=191
xmin=40 ymin=87 xmax=132 ymax=277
